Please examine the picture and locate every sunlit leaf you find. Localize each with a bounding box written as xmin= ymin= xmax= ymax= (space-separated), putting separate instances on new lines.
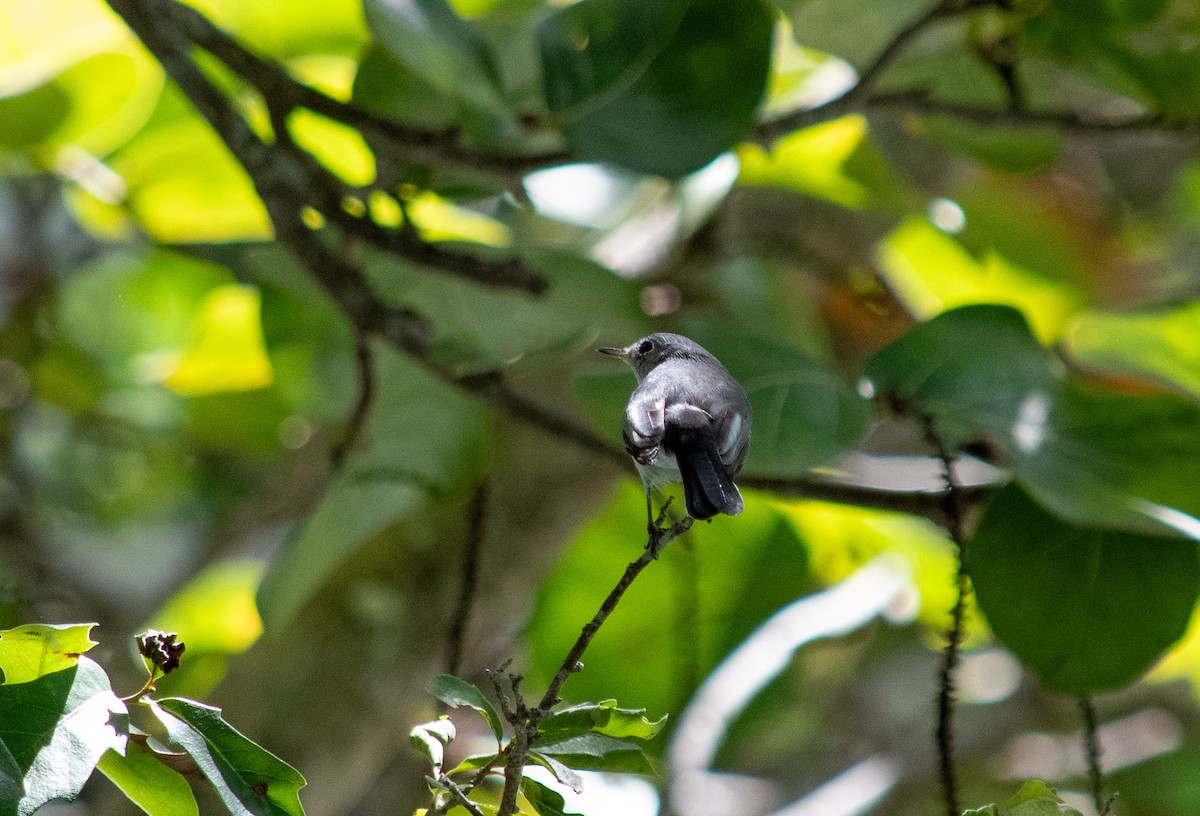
xmin=427 ymin=675 xmax=503 ymax=743
xmin=1066 ymin=302 xmax=1200 ymax=400
xmin=96 ymin=742 xmax=199 ymax=816
xmin=160 ymin=285 xmax=274 ymax=396
xmin=0 ymin=657 xmax=128 ymax=816
xmin=111 ymin=111 xmax=272 ymax=243
xmin=737 ymin=115 xmax=908 ymax=209
xmin=539 ymin=0 xmax=773 ymax=176
xmin=409 ymin=718 xmax=455 ymax=771
xmin=539 ymin=700 xmax=666 ymax=742
xmin=971 ymin=484 xmax=1200 ymax=694
xmin=142 ymin=558 xmax=264 ymax=699
xmin=876 ymin=217 xmax=1082 ymax=341
xmin=151 ymin=698 xmax=305 ymax=815
xmin=0 ymin=623 xmax=98 ymax=685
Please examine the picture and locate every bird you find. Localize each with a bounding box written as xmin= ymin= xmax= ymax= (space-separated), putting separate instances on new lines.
xmin=599 ymin=333 xmax=751 ymax=535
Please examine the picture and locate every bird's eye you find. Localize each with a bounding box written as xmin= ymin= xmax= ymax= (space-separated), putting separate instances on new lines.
xmin=638 ymin=339 xmax=654 ymax=355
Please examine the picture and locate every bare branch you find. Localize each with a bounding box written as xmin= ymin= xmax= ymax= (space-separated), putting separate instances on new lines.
xmin=445 ymin=479 xmax=490 ymax=675
xmin=917 ymin=411 xmax=970 ymax=816
xmin=1079 ymin=695 xmax=1106 ymax=815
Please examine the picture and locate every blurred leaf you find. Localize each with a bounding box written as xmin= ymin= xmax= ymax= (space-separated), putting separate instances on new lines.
xmin=110 ymin=110 xmax=271 ymax=243
xmin=0 ymin=83 xmax=70 ymax=153
xmin=970 ymin=484 xmax=1200 ymax=694
xmin=914 ymin=117 xmax=1061 ymax=173
xmin=368 ymin=247 xmax=648 ymax=376
xmin=288 ymin=110 xmax=376 ymax=186
xmin=866 ymin=304 xmax=1055 ymax=449
xmin=0 ymin=623 xmax=98 ymax=685
xmin=426 ymin=675 xmax=504 ymax=742
xmin=1066 ymin=302 xmax=1200 ymax=400
xmin=539 ymin=700 xmax=666 ymax=741
xmin=142 ymin=558 xmax=264 ymax=699
xmin=163 ymin=285 xmax=275 ymax=396
xmin=737 ymin=115 xmax=909 ymax=209
xmin=520 ymin=777 xmax=580 ymax=816
xmin=96 ymin=742 xmax=199 ymax=816
xmin=538 ymin=0 xmax=773 ymax=176
xmin=1013 ymin=381 xmax=1200 ymax=538
xmin=778 ymin=0 xmax=929 ymax=70
xmin=150 ymin=698 xmax=305 ymax=816
xmin=363 ymin=0 xmax=509 ymax=126
xmin=445 ymin=752 xmax=500 ymax=777
xmin=257 ymin=344 xmax=487 ymax=628
xmin=350 ymin=45 xmax=458 ymax=130
xmin=0 ymin=657 xmax=127 ymax=816
xmin=876 ymin=217 xmax=1082 ymax=341
xmin=59 ymin=249 xmax=232 ymax=383
xmin=533 ymin=734 xmax=654 ymax=775
xmin=182 ymin=0 xmax=369 ymax=58
xmin=869 ymin=305 xmax=1200 ymax=538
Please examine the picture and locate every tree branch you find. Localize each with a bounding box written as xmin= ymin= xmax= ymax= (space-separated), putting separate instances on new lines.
xmin=1079 ymin=695 xmax=1105 ymax=816
xmin=445 ymin=478 xmax=490 ymax=676
xmin=917 ymin=411 xmax=970 ymax=816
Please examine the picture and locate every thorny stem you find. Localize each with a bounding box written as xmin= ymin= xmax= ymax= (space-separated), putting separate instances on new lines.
xmin=1079 ymin=695 xmax=1105 ymax=815
xmin=918 ymin=411 xmax=969 ymax=816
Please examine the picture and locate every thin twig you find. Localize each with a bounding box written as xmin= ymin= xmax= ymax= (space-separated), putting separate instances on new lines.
xmin=1079 ymin=695 xmax=1105 ymax=815
xmin=918 ymin=411 xmax=969 ymax=816
xmin=331 ymin=332 xmax=376 ymax=469
xmin=445 ymin=479 xmax=490 ymax=675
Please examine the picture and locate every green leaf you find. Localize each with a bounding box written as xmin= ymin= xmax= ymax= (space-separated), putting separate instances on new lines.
xmin=538 ymin=701 xmax=666 ymax=742
xmin=525 ymin=752 xmax=581 ymax=795
xmin=445 ymin=752 xmax=500 ymax=777
xmin=350 ymin=44 xmax=458 ymax=131
xmin=150 ymin=697 xmax=306 ymax=816
xmin=538 ymin=0 xmax=773 ymax=176
xmin=867 ymin=305 xmax=1200 ymax=538
xmin=0 ymin=81 xmax=70 ymax=153
xmin=865 ymin=304 xmax=1055 ymax=450
xmin=520 ymin=776 xmax=580 ymax=816
xmin=363 ymin=0 xmax=508 ymax=123
xmin=256 ymin=344 xmax=487 ymax=628
xmin=0 ymin=741 xmax=22 ymax=815
xmin=426 ymin=675 xmax=504 ymax=743
xmin=534 ymin=734 xmax=654 ymax=775
xmin=970 ymin=484 xmax=1200 ymax=694
xmin=0 ymin=657 xmax=128 ymax=816
xmin=409 ymin=718 xmax=455 ymax=771
xmin=1006 ymin=779 xmax=1085 ymax=816
xmin=0 ymin=623 xmax=98 ymax=685
xmin=1066 ymin=302 xmax=1200 ymax=401
xmin=96 ymin=742 xmax=199 ymax=816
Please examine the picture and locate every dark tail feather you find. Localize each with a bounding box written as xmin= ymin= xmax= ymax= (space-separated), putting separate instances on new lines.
xmin=671 ymin=430 xmax=744 ymax=520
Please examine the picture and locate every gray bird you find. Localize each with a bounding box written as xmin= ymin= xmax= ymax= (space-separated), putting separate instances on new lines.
xmin=599 ymin=333 xmax=751 ymax=529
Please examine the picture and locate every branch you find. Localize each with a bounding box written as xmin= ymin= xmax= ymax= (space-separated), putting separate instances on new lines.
xmin=917 ymin=411 xmax=970 ymax=816
xmin=490 ymin=512 xmax=692 ymax=816
xmin=445 ymin=478 xmax=490 ymax=675
xmin=160 ymin=0 xmax=567 ymax=177
xmin=1079 ymin=696 xmax=1105 ymax=816
xmin=127 ymin=0 xmax=549 ymax=295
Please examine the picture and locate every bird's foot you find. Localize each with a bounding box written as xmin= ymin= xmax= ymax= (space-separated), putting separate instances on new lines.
xmin=646 ymin=498 xmax=692 ymax=558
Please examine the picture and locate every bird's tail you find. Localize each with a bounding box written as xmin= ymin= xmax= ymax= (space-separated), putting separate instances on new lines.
xmin=669 ymin=428 xmax=744 ymax=521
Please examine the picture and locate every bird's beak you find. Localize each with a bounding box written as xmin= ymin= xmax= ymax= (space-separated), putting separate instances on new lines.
xmin=598 ymin=345 xmax=630 ymax=360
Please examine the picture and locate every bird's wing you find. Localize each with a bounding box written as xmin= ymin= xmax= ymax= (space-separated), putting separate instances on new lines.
xmin=623 ymin=393 xmax=666 ymax=465
xmin=716 ymin=408 xmax=749 ymax=474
